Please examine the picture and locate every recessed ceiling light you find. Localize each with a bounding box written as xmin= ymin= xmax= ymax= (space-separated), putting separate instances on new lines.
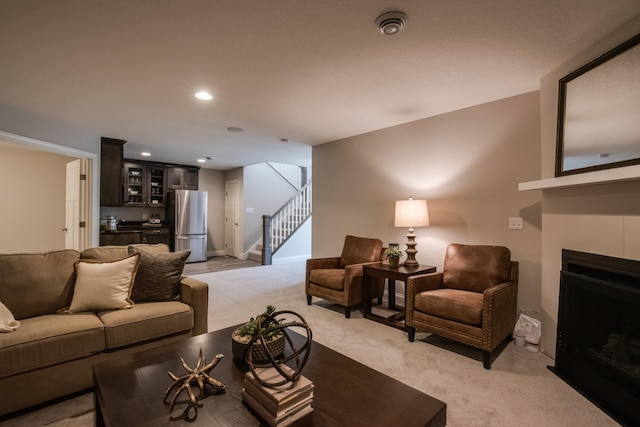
xmin=141 ymin=152 xmax=151 ymax=156
xmin=195 ymin=91 xmax=213 ymax=100
xmin=197 ymin=158 xmax=206 ymax=163
xmin=227 ymin=127 xmax=244 ymax=133
xmin=375 ymin=11 xmax=407 ymax=35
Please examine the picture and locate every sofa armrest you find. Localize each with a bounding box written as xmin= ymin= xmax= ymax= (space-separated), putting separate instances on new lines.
xmin=406 ymin=272 xmax=443 ymax=297
xmin=482 ymin=280 xmax=518 ymax=348
xmin=179 ymin=276 xmax=209 ymax=336
xmin=306 ymin=257 xmax=341 ymax=292
xmin=405 ymin=272 xmax=443 ymax=327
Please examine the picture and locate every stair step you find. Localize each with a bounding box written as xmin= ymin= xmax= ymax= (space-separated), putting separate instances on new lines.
xmin=248 ymin=250 xmax=262 ymax=262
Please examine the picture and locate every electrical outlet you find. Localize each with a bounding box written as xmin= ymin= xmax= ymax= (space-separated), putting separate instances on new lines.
xmin=142 ymin=213 xmax=149 ymax=220
xmin=509 ymin=217 xmax=523 ymax=230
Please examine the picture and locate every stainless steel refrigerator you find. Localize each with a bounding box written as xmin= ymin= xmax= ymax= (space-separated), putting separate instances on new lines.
xmin=166 ymin=190 xmax=208 ymax=263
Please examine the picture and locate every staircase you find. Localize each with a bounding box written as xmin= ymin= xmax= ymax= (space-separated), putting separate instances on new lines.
xmin=261 ymin=181 xmax=312 ymax=265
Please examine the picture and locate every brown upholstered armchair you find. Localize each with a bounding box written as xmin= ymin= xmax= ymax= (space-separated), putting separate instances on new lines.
xmin=406 ymin=243 xmax=518 ymax=369
xmin=306 ymin=235 xmax=386 ymax=318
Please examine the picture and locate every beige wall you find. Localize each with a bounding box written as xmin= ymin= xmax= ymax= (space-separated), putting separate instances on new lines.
xmin=312 ymin=91 xmax=543 ymax=312
xmin=538 ymin=15 xmax=640 ymax=358
xmin=0 ymin=146 xmax=75 ymax=253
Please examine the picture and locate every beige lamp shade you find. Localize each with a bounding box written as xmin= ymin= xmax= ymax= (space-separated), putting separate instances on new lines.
xmin=394 ymin=199 xmax=430 ymax=228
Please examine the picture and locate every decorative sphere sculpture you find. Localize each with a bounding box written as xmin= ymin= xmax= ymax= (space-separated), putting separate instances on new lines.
xmin=244 ymin=310 xmax=312 ymax=388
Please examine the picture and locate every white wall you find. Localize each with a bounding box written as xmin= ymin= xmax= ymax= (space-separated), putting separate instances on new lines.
xmin=0 ymin=146 xmax=75 ymax=252
xmin=273 ymin=217 xmax=311 ymax=263
xmin=312 ymin=91 xmax=542 ymax=312
xmin=538 ymin=14 xmax=640 ymax=358
xmin=243 ymin=163 xmax=299 ymax=250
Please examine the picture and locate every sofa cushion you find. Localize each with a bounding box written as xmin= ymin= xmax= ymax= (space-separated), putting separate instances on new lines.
xmin=0 ymin=313 xmax=105 ymax=379
xmin=338 ymin=235 xmax=383 ymax=268
xmin=81 ymin=243 xmax=169 ymax=262
xmin=414 ymin=288 xmax=484 ymax=326
xmin=0 ymin=250 xmax=79 ymax=320
xmin=98 ymin=301 xmax=193 ymax=349
xmin=127 ymin=247 xmax=190 ymax=302
xmin=64 ymin=254 xmax=140 ymax=313
xmin=309 ymin=269 xmax=346 ymax=291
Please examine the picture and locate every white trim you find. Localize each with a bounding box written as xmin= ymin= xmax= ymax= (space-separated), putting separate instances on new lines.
xmin=519 ymin=164 xmax=640 ymax=191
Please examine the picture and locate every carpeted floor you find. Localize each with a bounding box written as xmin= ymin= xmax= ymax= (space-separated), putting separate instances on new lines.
xmin=0 ymin=260 xmax=620 ymax=426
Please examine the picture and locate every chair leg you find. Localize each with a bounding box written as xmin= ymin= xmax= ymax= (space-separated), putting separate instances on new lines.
xmin=306 ymin=295 xmax=312 ymax=305
xmin=408 ymin=327 xmax=416 ymax=342
xmin=345 ymin=306 xmax=351 ymax=318
xmin=482 ymin=350 xmax=492 ymax=369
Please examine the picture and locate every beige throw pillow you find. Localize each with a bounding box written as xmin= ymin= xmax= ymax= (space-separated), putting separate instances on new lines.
xmin=63 ymin=253 xmax=140 ymax=313
xmin=0 ymin=301 xmax=20 ymax=332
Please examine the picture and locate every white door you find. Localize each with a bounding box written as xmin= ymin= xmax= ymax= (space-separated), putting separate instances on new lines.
xmin=65 ymin=160 xmax=80 ymax=250
xmin=65 ymin=159 xmax=92 ymax=250
xmin=225 ymin=180 xmax=240 ymax=257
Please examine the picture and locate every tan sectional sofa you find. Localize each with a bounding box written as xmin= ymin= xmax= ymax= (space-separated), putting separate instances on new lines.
xmin=0 ymin=244 xmax=209 ymax=417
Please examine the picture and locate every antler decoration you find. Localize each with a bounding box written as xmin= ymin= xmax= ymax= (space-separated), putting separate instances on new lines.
xmin=163 ymin=349 xmax=225 ymax=421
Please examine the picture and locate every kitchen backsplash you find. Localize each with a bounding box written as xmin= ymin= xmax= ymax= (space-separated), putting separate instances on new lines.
xmin=100 ymin=207 xmax=165 ymax=222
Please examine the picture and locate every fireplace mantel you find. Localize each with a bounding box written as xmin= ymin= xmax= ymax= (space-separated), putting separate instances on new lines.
xmin=518 ymin=164 xmax=640 ymax=191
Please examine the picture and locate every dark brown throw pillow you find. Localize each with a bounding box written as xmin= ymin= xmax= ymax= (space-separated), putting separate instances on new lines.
xmin=127 ymin=247 xmax=191 ymax=302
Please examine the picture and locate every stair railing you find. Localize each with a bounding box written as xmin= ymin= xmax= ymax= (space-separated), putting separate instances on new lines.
xmin=266 ymin=162 xmax=308 ymax=190
xmin=262 ymin=181 xmax=312 ymax=265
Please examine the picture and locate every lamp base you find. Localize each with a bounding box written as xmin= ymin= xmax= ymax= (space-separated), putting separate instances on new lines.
xmin=404 ymin=230 xmax=419 ymax=266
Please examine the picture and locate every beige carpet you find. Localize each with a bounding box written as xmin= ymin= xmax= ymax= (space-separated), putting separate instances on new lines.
xmin=0 ymin=261 xmax=619 ymax=427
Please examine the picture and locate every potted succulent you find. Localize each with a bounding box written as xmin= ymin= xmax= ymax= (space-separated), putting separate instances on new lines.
xmin=386 ymin=247 xmax=404 ymax=267
xmin=231 ymin=305 xmax=286 ymax=363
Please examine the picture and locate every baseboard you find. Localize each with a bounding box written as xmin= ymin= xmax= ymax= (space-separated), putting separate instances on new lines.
xmin=272 ymin=254 xmax=310 ymax=264
xmin=206 ymin=250 xmax=227 ymax=258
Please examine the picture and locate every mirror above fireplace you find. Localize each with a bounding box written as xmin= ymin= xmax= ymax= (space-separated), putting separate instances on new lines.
xmin=555 ymin=33 xmax=640 ymax=177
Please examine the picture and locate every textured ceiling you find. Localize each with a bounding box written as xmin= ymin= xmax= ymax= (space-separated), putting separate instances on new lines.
xmin=1 ymin=1 xmax=639 ymax=169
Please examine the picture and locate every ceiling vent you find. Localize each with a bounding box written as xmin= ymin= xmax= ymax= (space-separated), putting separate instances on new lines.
xmin=375 ymin=11 xmax=407 ymax=35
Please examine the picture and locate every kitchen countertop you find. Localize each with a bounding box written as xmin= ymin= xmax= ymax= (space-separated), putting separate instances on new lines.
xmin=100 ymin=222 xmax=167 ymax=234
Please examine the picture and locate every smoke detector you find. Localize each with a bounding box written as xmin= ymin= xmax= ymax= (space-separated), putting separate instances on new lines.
xmin=375 ymin=11 xmax=407 ymax=35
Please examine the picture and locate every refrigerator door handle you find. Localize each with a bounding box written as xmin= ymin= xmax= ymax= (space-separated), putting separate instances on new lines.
xmin=175 ymin=191 xmax=181 ymax=235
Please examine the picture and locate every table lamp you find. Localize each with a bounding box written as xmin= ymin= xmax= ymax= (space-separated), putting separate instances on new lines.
xmin=394 ymin=197 xmax=430 ymax=266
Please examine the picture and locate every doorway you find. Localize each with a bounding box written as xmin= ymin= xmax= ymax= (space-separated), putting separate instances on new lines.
xmin=0 ymin=130 xmax=99 ymax=249
xmin=225 ymin=179 xmax=240 ymax=257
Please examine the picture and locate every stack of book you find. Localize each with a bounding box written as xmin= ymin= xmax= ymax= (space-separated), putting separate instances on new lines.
xmin=242 ymin=365 xmax=314 ymax=427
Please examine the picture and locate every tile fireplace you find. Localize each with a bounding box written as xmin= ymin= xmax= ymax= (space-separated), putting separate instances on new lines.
xmin=550 ymin=249 xmax=640 ymax=426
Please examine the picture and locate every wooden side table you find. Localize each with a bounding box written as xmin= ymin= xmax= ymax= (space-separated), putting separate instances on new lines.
xmin=362 ymin=263 xmax=436 ymax=331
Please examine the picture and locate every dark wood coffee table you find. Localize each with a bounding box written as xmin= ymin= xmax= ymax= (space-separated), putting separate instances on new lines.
xmin=93 ymin=325 xmax=446 ymax=427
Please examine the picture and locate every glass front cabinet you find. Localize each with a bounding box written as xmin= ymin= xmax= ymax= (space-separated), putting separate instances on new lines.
xmin=123 ymin=162 xmax=166 ymax=207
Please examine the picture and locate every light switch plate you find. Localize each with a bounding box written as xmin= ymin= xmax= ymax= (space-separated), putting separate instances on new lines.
xmin=509 ymin=217 xmax=524 ymax=230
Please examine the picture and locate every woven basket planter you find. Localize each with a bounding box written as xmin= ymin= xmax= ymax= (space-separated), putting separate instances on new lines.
xmin=231 ymin=327 xmax=286 ymax=363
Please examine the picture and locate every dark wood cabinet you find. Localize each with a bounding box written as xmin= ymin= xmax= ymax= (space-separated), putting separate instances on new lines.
xmin=99 ymin=138 xmax=198 ymax=208
xmin=123 ymin=162 xmax=167 ymax=207
xmin=100 ymin=138 xmax=125 ymax=206
xmin=142 ymin=227 xmax=170 ymax=245
xmin=167 ymin=166 xmax=199 ymax=190
xmin=99 ymin=232 xmax=143 ymax=246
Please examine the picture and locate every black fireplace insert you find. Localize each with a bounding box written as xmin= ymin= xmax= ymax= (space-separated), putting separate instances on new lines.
xmin=550 ymin=249 xmax=640 ymax=426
